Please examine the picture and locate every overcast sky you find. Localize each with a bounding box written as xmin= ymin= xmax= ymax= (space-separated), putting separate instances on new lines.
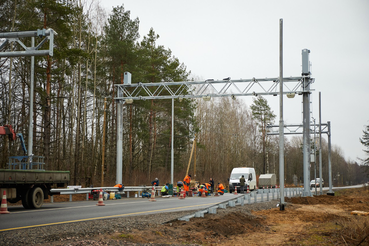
xmin=101 ymin=0 xmax=369 ymax=163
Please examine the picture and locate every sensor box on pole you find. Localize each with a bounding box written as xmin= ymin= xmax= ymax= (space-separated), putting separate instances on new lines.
xmin=302 ymin=49 xmax=311 ymax=76
xmin=124 ymin=72 xmax=132 ymax=85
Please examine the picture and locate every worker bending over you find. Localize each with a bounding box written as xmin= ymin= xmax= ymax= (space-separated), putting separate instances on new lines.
xmin=205 ymin=183 xmax=211 ymax=195
xmin=217 ymin=183 xmax=225 ymax=195
xmin=176 ymin=181 xmax=183 ymax=194
xmin=161 ymin=183 xmax=169 ymax=196
xmin=198 ymin=184 xmax=208 ymax=196
xmin=114 ymin=183 xmax=124 ymax=192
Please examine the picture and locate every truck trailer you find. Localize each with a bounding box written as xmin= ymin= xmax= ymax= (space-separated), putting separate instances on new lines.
xmin=0 ymin=125 xmax=70 ymax=209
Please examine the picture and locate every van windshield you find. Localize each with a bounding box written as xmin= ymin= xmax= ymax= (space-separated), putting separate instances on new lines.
xmin=230 ymin=173 xmax=248 ymax=179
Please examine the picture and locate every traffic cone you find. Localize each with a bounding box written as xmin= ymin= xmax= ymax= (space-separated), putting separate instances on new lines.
xmin=201 ymin=190 xmax=206 ymax=197
xmin=96 ymin=189 xmax=105 ymax=206
xmin=149 ymin=185 xmax=156 ymax=202
xmin=247 ymin=185 xmax=250 ymax=193
xmin=178 ymin=188 xmax=185 ymax=199
xmin=0 ymin=190 xmax=9 ymax=214
xmin=234 ymin=186 xmax=238 ymax=195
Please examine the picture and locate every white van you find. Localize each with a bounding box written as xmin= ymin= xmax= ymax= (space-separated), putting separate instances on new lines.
xmin=229 ymin=167 xmax=257 ymax=193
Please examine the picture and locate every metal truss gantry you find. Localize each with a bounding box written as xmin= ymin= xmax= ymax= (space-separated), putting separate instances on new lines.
xmin=267 ymin=122 xmax=333 ymax=195
xmin=0 ymin=29 xmax=56 ymax=159
xmin=114 ymin=75 xmax=312 ymax=101
xmin=0 ymin=29 xmax=56 ymax=57
xmin=114 ymin=50 xmax=315 ymax=198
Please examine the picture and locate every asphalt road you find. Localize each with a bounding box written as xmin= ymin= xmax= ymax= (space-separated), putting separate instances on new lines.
xmin=1 ymin=185 xmax=359 ymax=232
xmin=0 ymin=193 xmax=241 ymax=232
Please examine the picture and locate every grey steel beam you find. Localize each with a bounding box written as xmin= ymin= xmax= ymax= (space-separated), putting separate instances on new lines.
xmin=114 ymin=76 xmax=310 ymax=101
xmin=319 ymin=92 xmax=323 ymax=195
xmin=0 ymin=29 xmax=55 ymax=38
xmin=266 ymin=123 xmax=329 ymax=135
xmin=279 ymin=18 xmax=285 ymax=208
xmin=0 ymin=29 xmax=56 ymax=57
xmin=327 ymin=121 xmax=333 ymax=194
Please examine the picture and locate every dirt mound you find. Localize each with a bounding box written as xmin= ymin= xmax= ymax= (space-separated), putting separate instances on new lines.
xmin=110 ymin=187 xmax=369 ymax=245
xmin=287 ymin=192 xmax=369 ymax=212
xmin=111 ymin=209 xmax=268 ymax=245
xmin=172 ymin=211 xmax=265 ymax=237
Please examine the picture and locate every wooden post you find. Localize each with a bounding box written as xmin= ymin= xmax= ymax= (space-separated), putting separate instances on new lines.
xmin=101 ymin=98 xmax=107 ymax=186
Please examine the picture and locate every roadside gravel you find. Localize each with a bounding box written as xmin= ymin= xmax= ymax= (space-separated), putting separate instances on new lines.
xmin=0 ymin=200 xmax=279 ymax=245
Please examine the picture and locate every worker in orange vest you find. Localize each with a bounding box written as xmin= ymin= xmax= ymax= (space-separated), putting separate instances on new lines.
xmin=217 ymin=183 xmax=225 ymax=195
xmin=205 ymin=183 xmax=211 ymax=196
xmin=114 ymin=183 xmax=124 ymax=192
xmin=183 ymin=174 xmax=191 ymax=195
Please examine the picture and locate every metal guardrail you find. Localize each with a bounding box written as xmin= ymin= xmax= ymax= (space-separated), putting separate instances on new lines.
xmin=49 ymin=186 xmax=305 ymax=205
xmin=178 ymin=187 xmax=304 ymax=222
xmin=50 ymin=186 xmax=152 ymax=194
xmin=49 ymin=185 xmax=163 ymax=201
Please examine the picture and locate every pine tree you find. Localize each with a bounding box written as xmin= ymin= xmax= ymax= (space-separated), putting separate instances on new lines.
xmin=135 ymin=28 xmax=194 ymax=181
xmin=360 ymin=125 xmax=369 ymax=166
xmin=250 ymin=96 xmax=276 ymax=174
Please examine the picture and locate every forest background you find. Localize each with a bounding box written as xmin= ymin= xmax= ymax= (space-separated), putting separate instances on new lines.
xmin=0 ymin=0 xmax=367 ymax=188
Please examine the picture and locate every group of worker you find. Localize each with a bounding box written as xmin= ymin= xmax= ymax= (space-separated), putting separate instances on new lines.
xmin=197 ymin=181 xmax=225 ymax=196
xmin=151 ymin=175 xmax=226 ymax=197
xmin=152 ymin=178 xmax=170 ymax=196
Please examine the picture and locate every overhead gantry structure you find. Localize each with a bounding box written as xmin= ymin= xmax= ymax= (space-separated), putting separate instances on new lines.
xmin=115 ymin=75 xmax=310 ymax=101
xmin=114 ymin=49 xmax=315 ymax=198
xmin=0 ymin=29 xmax=57 ymax=159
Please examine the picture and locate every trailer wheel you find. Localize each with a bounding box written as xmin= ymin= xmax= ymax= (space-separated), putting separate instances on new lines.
xmin=29 ymin=187 xmax=44 ymax=209
xmin=22 ymin=189 xmax=31 ymax=209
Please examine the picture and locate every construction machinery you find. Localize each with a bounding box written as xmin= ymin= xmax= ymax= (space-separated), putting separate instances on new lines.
xmin=0 ymin=124 xmax=70 ymax=209
xmin=185 ymin=135 xmax=199 ymax=190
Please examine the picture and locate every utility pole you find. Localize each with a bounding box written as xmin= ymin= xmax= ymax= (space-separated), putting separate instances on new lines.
xmin=302 ymin=49 xmax=312 ymax=197
xmin=278 ymin=18 xmax=285 ymax=209
xmin=319 ymin=92 xmax=323 ymax=195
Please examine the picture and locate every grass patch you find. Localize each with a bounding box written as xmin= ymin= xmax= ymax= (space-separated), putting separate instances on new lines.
xmin=118 ymin=233 xmax=134 ymax=239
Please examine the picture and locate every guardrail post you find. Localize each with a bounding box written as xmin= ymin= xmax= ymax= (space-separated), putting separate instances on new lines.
xmin=272 ymin=189 xmax=275 ymax=200
xmin=208 ymin=207 xmax=217 ymax=214
xmin=70 ymin=194 xmax=72 ymax=202
xmin=254 ymin=191 xmax=257 ymax=203
xmin=219 ymin=203 xmax=227 ymax=209
xmin=237 ymin=197 xmax=244 ymax=206
xmin=127 ymin=191 xmax=129 ymax=198
xmin=51 ymin=196 xmax=53 ymax=203
xmin=228 ymin=201 xmax=236 ymax=207
xmin=245 ymin=194 xmax=250 ymax=204
xmin=195 ymin=211 xmax=205 ymax=218
xmin=86 ymin=193 xmax=89 ymax=201
xmin=267 ymin=188 xmax=270 ymax=201
xmin=260 ymin=189 xmax=264 ymax=202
